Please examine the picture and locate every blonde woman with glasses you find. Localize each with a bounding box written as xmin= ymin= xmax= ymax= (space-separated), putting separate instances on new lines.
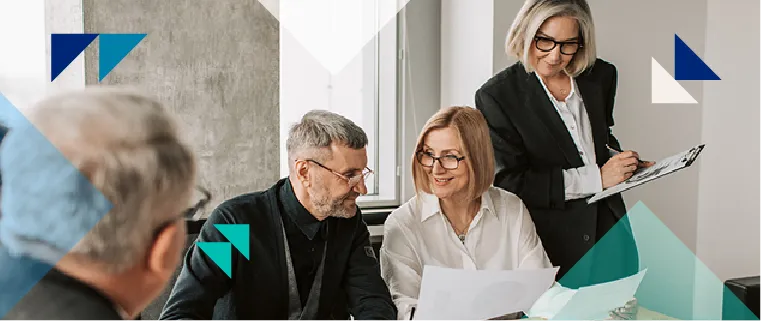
xmin=379 ymin=107 xmax=552 ymax=320
xmin=475 ymin=0 xmax=650 ymax=288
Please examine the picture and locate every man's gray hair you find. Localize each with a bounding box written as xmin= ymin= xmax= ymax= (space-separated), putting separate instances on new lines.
xmin=0 ymin=86 xmax=196 ymax=273
xmin=285 ymin=110 xmax=368 ymax=166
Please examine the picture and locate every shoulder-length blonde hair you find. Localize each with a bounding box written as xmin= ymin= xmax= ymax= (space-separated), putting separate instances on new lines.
xmin=505 ymin=0 xmax=597 ymax=77
xmin=411 ymin=106 xmax=495 ymax=203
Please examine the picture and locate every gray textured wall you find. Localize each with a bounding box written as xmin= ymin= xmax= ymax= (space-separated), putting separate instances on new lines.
xmin=82 ymin=0 xmax=280 ymax=218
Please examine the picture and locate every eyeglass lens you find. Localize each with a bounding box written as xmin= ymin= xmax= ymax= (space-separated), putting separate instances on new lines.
xmin=418 ymin=152 xmax=461 ymax=169
xmin=535 ymin=37 xmax=580 ymax=55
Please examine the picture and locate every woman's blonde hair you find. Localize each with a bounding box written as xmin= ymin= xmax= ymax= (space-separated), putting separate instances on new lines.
xmin=505 ymin=0 xmax=597 ymax=77
xmin=411 ymin=106 xmax=495 ymax=202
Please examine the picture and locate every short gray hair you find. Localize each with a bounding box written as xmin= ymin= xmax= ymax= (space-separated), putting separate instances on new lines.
xmin=285 ymin=110 xmax=368 ymax=166
xmin=505 ymin=0 xmax=597 ymax=77
xmin=0 ymin=86 xmax=196 ymax=272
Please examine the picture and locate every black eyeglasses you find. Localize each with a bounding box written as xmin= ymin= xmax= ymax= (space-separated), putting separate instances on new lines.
xmin=304 ymin=159 xmax=373 ymax=188
xmin=184 ymin=186 xmax=211 ymax=218
xmin=416 ymin=151 xmax=466 ymax=170
xmin=534 ymin=36 xmax=582 ymax=55
xmin=148 ymin=186 xmax=211 ymax=252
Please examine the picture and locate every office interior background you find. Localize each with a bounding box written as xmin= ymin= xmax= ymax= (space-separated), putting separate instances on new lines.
xmin=0 ymin=0 xmax=758 ymax=319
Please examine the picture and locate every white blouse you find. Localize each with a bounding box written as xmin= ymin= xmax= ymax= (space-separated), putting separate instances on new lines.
xmin=379 ymin=186 xmax=553 ymax=320
xmin=535 ymin=73 xmax=603 ymax=200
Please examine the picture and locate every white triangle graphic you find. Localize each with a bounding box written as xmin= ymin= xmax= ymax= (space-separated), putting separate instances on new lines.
xmin=258 ymin=0 xmax=411 ymax=74
xmin=651 ymin=57 xmax=697 ymax=104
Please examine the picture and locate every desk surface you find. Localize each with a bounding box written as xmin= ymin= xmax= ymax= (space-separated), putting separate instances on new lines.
xmin=527 ymin=307 xmax=676 ymax=320
xmin=637 ymin=307 xmax=677 ymax=320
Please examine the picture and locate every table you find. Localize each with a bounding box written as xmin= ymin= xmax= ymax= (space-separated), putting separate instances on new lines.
xmin=524 ymin=307 xmax=676 ymax=320
xmin=636 ymin=307 xmax=677 ymax=320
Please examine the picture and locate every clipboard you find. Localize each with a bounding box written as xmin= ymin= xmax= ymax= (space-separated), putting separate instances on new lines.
xmin=587 ymin=144 xmax=705 ymax=204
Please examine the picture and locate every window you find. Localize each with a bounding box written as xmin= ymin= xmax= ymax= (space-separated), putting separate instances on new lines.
xmin=279 ymin=0 xmax=400 ymax=207
xmin=0 ymin=0 xmax=47 ymax=125
xmin=0 ymin=0 xmax=85 ymax=126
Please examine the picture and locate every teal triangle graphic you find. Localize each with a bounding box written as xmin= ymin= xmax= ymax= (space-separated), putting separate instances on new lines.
xmin=215 ymin=224 xmax=250 ymax=260
xmin=558 ymin=201 xmax=757 ymax=320
xmin=0 ymin=91 xmax=113 ymax=317
xmin=98 ymin=33 xmax=146 ymax=81
xmin=196 ymin=242 xmax=232 ymax=278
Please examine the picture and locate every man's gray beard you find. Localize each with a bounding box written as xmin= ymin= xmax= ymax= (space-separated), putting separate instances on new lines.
xmin=309 ymin=187 xmax=354 ymax=218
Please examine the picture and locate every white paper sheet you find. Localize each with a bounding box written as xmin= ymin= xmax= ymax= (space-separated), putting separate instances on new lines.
xmin=551 ymin=269 xmax=648 ymax=320
xmin=414 ymin=265 xmax=559 ymax=320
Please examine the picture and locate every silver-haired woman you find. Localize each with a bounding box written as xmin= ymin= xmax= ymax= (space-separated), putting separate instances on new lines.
xmin=475 ymin=0 xmax=651 ymax=288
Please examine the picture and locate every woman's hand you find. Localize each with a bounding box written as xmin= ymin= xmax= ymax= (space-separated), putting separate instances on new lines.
xmin=600 ymin=150 xmax=651 ymax=188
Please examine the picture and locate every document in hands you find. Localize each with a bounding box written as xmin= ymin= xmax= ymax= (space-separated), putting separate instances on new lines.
xmin=413 ymin=265 xmax=559 ymax=320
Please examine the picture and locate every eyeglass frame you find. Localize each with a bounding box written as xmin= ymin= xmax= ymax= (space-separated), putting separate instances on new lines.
xmin=416 ymin=150 xmax=466 ymax=170
xmin=151 ymin=185 xmax=211 ymax=243
xmin=533 ymin=36 xmax=583 ymax=55
xmin=303 ymin=159 xmax=373 ymax=187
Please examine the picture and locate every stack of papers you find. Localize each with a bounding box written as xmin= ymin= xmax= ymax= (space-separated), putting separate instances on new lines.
xmin=413 ymin=265 xmax=648 ymax=320
xmin=529 ymin=269 xmax=648 ymax=320
xmin=414 ymin=265 xmax=559 ymax=320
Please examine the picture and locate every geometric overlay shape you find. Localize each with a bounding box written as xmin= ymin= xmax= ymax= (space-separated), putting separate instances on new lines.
xmin=98 ymin=33 xmax=146 ymax=81
xmin=674 ymin=34 xmax=720 ymax=81
xmin=50 ymin=33 xmax=98 ymax=82
xmin=215 ymin=224 xmax=250 ymax=260
xmin=257 ymin=0 xmax=410 ymax=74
xmin=559 ymin=201 xmax=757 ymax=320
xmin=652 ymin=57 xmax=698 ymax=104
xmin=0 ymin=92 xmax=113 ymax=318
xmin=197 ymin=242 xmax=232 ymax=278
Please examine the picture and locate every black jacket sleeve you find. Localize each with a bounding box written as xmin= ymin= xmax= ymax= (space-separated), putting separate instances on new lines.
xmin=159 ymin=207 xmax=236 ymax=320
xmin=605 ymin=65 xmax=622 ymax=152
xmin=475 ymin=88 xmax=565 ymax=209
xmin=342 ymin=212 xmax=397 ymax=320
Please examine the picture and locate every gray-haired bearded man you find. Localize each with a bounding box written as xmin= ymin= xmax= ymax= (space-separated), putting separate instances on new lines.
xmin=160 ymin=110 xmax=396 ymax=320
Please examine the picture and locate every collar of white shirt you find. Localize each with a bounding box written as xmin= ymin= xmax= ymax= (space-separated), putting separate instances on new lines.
xmin=534 ymin=72 xmax=583 ymax=103
xmin=418 ymin=189 xmax=498 ymax=223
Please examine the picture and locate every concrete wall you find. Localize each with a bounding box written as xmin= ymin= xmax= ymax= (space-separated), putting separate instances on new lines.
xmin=82 ymin=0 xmax=280 ymax=218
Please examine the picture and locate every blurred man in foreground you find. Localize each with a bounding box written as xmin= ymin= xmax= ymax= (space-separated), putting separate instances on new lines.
xmin=0 ymin=87 xmax=197 ymax=319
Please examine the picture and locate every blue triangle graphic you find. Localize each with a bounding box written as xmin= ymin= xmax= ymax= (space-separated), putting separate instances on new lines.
xmin=51 ymin=33 xmax=98 ymax=82
xmin=0 ymin=91 xmax=113 ymax=318
xmin=215 ymin=224 xmax=250 ymax=260
xmin=675 ymin=34 xmax=721 ymax=81
xmin=98 ymin=33 xmax=146 ymax=81
xmin=557 ymin=201 xmax=757 ymax=320
xmin=196 ymin=242 xmax=232 ymax=278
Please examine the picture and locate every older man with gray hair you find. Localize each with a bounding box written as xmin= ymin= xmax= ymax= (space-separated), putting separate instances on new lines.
xmin=0 ymin=87 xmax=197 ymax=319
xmin=160 ymin=110 xmax=396 ymax=320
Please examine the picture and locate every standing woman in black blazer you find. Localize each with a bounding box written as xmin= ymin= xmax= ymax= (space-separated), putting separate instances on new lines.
xmin=475 ymin=0 xmax=653 ymax=288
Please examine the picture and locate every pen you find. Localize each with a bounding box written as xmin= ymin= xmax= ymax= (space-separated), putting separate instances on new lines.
xmin=607 ymin=144 xmax=646 ymax=166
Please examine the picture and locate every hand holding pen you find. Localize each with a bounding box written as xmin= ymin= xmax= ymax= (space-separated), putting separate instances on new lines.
xmin=601 ymin=145 xmax=655 ymax=188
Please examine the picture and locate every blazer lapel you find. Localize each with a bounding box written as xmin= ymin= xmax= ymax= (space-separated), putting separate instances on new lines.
xmin=575 ymin=75 xmax=609 ymax=166
xmin=524 ymin=72 xmax=583 ymax=167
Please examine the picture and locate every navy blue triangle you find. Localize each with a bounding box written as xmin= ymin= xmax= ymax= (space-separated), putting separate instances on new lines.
xmin=674 ymin=34 xmax=720 ymax=81
xmin=51 ymin=34 xmax=98 ymax=82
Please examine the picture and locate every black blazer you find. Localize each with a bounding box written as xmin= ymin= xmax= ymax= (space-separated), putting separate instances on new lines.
xmin=475 ymin=58 xmax=626 ymax=217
